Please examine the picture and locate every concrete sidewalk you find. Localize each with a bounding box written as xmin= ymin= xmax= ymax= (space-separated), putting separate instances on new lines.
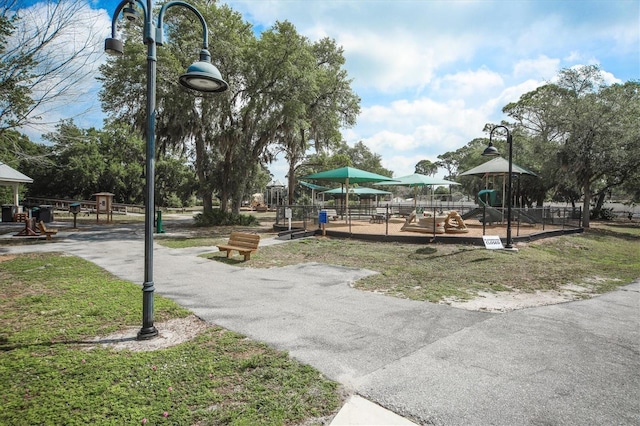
xmin=2 ymin=223 xmax=638 ymax=425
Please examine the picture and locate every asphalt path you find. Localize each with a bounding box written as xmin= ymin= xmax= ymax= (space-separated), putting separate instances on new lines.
xmin=2 ymin=222 xmax=639 ymax=425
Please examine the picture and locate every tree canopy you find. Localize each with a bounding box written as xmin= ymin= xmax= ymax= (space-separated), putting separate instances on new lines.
xmin=438 ymin=66 xmax=639 ymax=226
xmin=99 ymin=1 xmax=359 ymax=213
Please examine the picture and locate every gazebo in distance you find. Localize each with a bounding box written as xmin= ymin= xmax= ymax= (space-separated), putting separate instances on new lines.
xmin=0 ymin=162 xmax=33 ymax=221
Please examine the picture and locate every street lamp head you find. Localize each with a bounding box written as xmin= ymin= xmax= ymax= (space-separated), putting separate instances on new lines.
xmin=179 ymin=49 xmax=228 ymax=93
xmin=122 ymin=3 xmax=139 ymax=22
xmin=104 ymin=38 xmax=124 ymax=55
xmin=482 ymin=141 xmax=500 ymax=157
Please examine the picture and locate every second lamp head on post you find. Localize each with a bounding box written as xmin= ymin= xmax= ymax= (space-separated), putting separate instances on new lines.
xmin=104 ymin=0 xmax=228 ymax=95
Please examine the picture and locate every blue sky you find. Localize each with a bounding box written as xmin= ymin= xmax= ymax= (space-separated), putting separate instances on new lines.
xmin=15 ymin=0 xmax=640 ymax=183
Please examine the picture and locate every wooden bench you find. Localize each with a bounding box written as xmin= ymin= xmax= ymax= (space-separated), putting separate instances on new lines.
xmin=216 ymin=231 xmax=260 ymax=261
xmin=37 ymin=221 xmax=58 ymax=240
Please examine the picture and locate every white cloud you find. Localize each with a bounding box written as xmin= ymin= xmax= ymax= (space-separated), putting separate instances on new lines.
xmin=338 ymin=31 xmax=477 ymax=94
xmin=513 ymin=56 xmax=561 ymax=80
xmin=564 ymin=51 xmax=584 ymax=63
xmin=382 ymin=154 xmax=424 ymax=179
xmin=364 ymin=130 xmax=417 ymax=153
xmin=493 ymin=79 xmax=545 ymax=109
xmin=600 ymin=70 xmax=623 ymax=86
xmin=433 ymin=68 xmax=504 ymax=99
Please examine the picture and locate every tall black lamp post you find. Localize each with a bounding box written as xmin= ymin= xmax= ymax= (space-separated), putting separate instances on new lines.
xmin=105 ymin=0 xmax=228 ymax=339
xmin=482 ymin=125 xmax=515 ymax=250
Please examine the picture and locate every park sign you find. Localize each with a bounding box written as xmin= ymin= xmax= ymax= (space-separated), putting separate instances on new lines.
xmin=482 ymin=235 xmax=504 ymax=250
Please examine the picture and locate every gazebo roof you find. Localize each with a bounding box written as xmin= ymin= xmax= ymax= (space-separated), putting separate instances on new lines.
xmin=0 ymin=162 xmax=33 ymax=184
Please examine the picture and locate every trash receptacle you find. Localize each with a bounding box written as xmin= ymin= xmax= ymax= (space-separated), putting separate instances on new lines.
xmin=39 ymin=205 xmax=54 ymax=223
xmin=2 ymin=205 xmax=16 ymax=222
xmin=31 ymin=207 xmax=40 ymax=222
xmin=156 ymin=210 xmax=165 ymax=233
xmin=318 ymin=210 xmax=328 ymax=224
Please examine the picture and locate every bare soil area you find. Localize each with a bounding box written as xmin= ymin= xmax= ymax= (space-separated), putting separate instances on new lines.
xmin=441 ymin=285 xmax=594 ymax=312
xmin=85 ymin=315 xmax=209 ymax=352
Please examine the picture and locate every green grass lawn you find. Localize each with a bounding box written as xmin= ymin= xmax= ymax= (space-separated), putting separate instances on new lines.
xmin=204 ymin=225 xmax=640 ymax=303
xmin=0 ymin=254 xmax=341 ymax=425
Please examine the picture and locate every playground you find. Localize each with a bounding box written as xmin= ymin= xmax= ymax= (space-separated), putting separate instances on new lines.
xmin=270 ymin=162 xmax=584 ymax=244
xmin=274 ymin=202 xmax=583 ymax=245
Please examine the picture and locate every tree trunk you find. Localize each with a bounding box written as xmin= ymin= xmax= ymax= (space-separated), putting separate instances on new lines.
xmin=287 ymin=162 xmax=296 ymax=205
xmin=194 ymin=135 xmax=213 ymax=215
xmin=592 ymin=191 xmax=607 ymax=218
xmin=231 ymin=198 xmax=241 ymax=214
xmin=220 ymin=179 xmax=230 ymax=212
xmin=220 ymin=148 xmax=233 ymax=213
xmin=581 ymin=178 xmax=591 ymax=228
xmin=202 ymin=193 xmax=213 ymax=215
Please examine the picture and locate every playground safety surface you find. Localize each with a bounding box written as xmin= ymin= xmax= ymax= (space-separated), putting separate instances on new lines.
xmin=313 ymin=217 xmax=582 ymax=245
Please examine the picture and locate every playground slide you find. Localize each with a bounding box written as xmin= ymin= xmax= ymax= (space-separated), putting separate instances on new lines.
xmin=461 ymin=206 xmax=503 ymax=224
xmin=516 ymin=210 xmax=539 ymax=224
xmin=463 ymin=190 xmax=543 ymax=225
xmin=461 ymin=201 xmax=542 ymax=225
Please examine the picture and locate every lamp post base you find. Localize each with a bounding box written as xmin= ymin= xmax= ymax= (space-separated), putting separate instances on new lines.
xmin=137 ymin=326 xmax=159 ymax=340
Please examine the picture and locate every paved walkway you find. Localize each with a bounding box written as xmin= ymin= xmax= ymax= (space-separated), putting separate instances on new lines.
xmin=2 ymin=222 xmax=639 ymax=425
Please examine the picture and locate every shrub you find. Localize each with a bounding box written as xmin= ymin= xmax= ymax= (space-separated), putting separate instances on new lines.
xmin=590 ymin=207 xmax=616 ymax=221
xmin=194 ymin=209 xmax=260 ymax=227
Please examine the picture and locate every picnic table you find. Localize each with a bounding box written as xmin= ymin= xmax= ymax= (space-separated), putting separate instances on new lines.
xmin=13 ymin=214 xmax=39 ymax=237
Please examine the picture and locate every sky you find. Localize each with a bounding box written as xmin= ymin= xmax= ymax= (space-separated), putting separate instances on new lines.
xmin=14 ymin=0 xmax=640 ymax=184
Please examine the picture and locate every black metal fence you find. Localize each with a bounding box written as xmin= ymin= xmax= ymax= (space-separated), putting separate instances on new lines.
xmin=274 ymin=204 xmax=583 ymax=236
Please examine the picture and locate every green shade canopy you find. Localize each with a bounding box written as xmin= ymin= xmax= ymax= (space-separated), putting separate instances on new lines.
xmin=299 ymin=181 xmax=329 ymax=191
xmin=322 ymin=186 xmax=392 ymax=195
xmin=459 ymin=157 xmax=538 ymax=177
xmin=302 ymin=166 xmax=396 ymax=184
xmin=375 ymin=173 xmax=459 ymax=187
xmin=374 ymin=173 xmax=458 ymax=207
xmin=303 ymin=167 xmax=396 ymax=222
xmin=299 ymin=181 xmax=329 ymax=206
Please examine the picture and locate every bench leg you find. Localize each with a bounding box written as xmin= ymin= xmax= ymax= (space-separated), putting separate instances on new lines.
xmin=243 ymin=252 xmax=250 ymax=261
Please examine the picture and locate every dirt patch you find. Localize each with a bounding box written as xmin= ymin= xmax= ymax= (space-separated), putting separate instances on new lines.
xmin=86 ymin=315 xmax=209 ymax=352
xmin=442 ymin=283 xmax=596 ymax=313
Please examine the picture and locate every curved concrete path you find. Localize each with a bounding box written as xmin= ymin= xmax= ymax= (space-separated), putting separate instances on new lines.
xmin=2 ymin=222 xmax=638 ymax=425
